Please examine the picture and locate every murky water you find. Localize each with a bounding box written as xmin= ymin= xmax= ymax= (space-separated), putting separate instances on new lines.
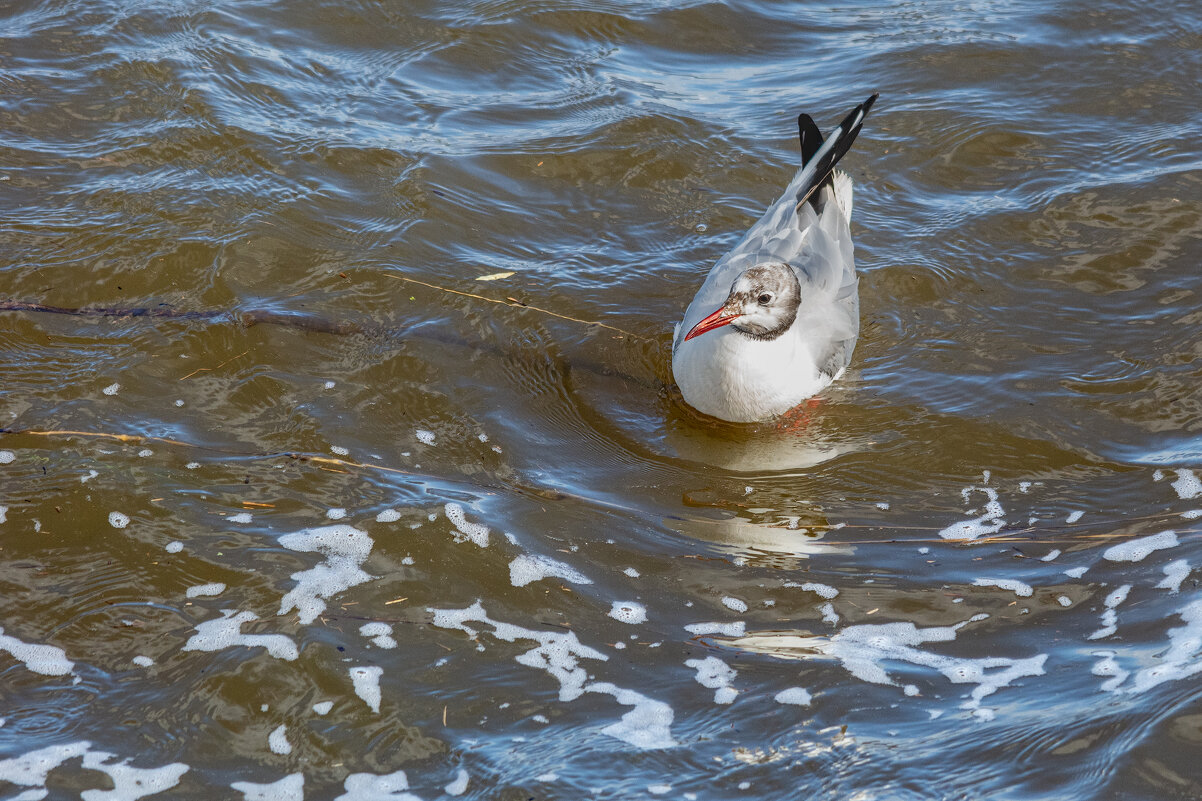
xmin=3 ymin=0 xmax=1202 ymax=798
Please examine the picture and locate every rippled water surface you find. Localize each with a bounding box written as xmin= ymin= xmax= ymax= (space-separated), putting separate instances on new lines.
xmin=3 ymin=0 xmax=1202 ymax=798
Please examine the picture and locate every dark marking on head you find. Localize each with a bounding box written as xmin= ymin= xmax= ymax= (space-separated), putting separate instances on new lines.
xmin=723 ymin=263 xmax=801 ymax=341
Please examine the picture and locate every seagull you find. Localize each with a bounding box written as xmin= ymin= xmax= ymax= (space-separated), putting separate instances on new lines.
xmin=672 ymin=95 xmax=878 ymax=423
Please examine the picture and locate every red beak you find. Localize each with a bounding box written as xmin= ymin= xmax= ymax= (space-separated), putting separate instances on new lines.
xmin=683 ymin=305 xmax=739 ymax=341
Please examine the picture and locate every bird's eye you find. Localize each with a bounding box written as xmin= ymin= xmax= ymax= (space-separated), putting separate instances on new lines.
xmin=757 ymin=292 xmax=773 ymax=305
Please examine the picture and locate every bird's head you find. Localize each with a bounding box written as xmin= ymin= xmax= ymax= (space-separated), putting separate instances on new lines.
xmin=683 ymin=262 xmax=801 ymax=342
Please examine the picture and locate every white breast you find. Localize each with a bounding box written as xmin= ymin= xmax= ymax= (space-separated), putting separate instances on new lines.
xmin=672 ymin=326 xmax=831 ymax=422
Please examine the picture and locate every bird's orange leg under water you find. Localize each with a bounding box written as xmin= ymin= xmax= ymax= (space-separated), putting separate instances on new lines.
xmin=775 ymin=397 xmax=823 ymax=434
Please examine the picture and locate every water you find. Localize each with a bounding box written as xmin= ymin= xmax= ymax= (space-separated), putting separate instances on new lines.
xmin=2 ymin=0 xmax=1201 ymax=798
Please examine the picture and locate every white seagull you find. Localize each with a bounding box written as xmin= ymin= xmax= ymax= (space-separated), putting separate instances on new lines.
xmin=672 ymin=95 xmax=878 ymax=423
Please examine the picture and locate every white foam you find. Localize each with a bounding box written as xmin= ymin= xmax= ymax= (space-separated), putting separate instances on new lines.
xmin=800 ymin=582 xmax=839 ymax=600
xmin=1091 ymin=650 xmax=1129 ymax=692
xmin=432 ymin=601 xmax=606 ymax=700
xmin=312 ymin=701 xmax=333 ymax=715
xmin=185 ymin=583 xmax=225 ymax=599
xmin=359 ymin=622 xmax=397 ymax=649
xmin=685 ymin=656 xmax=738 ymax=704
xmin=648 ymin=784 xmax=672 ymax=795
xmin=431 ymin=601 xmax=676 ymax=748
xmin=0 ymin=450 xmax=13 ymax=464
xmin=331 ymin=445 xmax=349 ymax=456
xmin=349 ymin=666 xmax=383 ymax=713
xmin=80 ymin=750 xmax=189 ymax=800
xmin=1106 ymin=585 xmax=1131 ymax=607
xmin=722 ymin=597 xmax=748 ymax=613
xmin=102 ymin=382 xmax=120 ymax=396
xmin=0 ymin=626 xmax=74 ymax=676
xmin=415 ymin=429 xmax=436 ymax=445
xmin=973 ymin=578 xmax=1033 ymax=597
xmin=268 ymin=725 xmax=291 ymax=755
xmin=182 ymin=610 xmax=298 ymax=660
xmin=938 ymin=487 xmax=1005 ymax=540
xmin=229 ymin=512 xmax=253 ymax=524
xmin=444 ymin=769 xmax=469 ymax=796
xmin=1172 ymin=469 xmax=1202 ymax=500
xmin=1041 ymin=549 xmax=1061 ymax=562
xmin=1181 ymin=509 xmax=1202 ymax=519
xmin=133 ymin=655 xmax=154 ymax=667
xmin=82 ymin=469 xmax=98 ymax=483
xmin=443 ymin=503 xmax=489 ymax=548
xmin=326 ymin=507 xmax=347 ymax=520
xmin=508 ymin=554 xmax=592 ymax=588
xmin=165 ymin=541 xmax=183 ymax=553
xmin=684 ymin=621 xmax=746 ymax=637
xmin=1083 ymin=615 xmax=1116 ymax=641
xmin=624 ymin=567 xmax=640 ymax=578
xmin=774 ymin=687 xmax=812 ymax=705
xmin=1124 ymin=599 xmax=1202 ymax=694
xmin=277 ymin=524 xmax=375 ymax=624
xmin=1157 ymin=560 xmax=1191 ymax=593
xmin=376 ymin=509 xmax=401 ymax=523
xmin=588 ymin=682 xmax=677 ymax=749
xmin=109 ymin=512 xmax=129 ymax=529
xmin=1066 ymin=511 xmax=1084 ymax=523
xmin=1064 ymin=566 xmax=1088 ymax=578
xmin=0 ymin=742 xmax=90 ymax=788
xmin=1103 ymin=530 xmax=1177 ymax=562
xmin=138 ymin=448 xmax=153 ymax=458
xmin=820 ymin=620 xmax=1046 ymax=716
xmin=819 ymin=602 xmax=840 ymax=625
xmin=609 ymin=602 xmax=647 ymax=625
xmin=334 ymin=771 xmax=418 ymax=801
xmin=233 ymin=773 xmax=304 ymax=801
xmin=1057 ymin=596 xmax=1072 ymax=607
xmin=1087 ymin=584 xmax=1131 ymax=640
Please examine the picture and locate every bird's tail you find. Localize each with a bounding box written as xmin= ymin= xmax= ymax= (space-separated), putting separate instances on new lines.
xmin=794 ymin=93 xmax=878 ymax=212
xmin=831 ymin=170 xmax=854 ymax=221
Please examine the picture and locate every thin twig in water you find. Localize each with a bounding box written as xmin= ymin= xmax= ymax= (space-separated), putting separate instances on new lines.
xmin=388 ymin=274 xmax=651 ymax=341
xmin=179 ymin=349 xmax=250 ymax=381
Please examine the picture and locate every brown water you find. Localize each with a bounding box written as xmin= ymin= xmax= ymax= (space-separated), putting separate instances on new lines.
xmin=2 ymin=1 xmax=1202 ymax=798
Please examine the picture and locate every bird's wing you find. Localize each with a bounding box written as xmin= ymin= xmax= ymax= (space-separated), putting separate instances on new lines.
xmin=675 ymin=96 xmax=875 ymax=352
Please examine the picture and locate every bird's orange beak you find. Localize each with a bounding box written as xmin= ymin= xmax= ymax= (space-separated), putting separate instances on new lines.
xmin=683 ymin=305 xmax=739 ymax=341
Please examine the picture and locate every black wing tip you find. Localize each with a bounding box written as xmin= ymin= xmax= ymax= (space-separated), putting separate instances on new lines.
xmin=796 ymin=113 xmax=823 ymax=166
xmin=838 ymin=92 xmax=880 ymax=135
xmin=793 ymin=92 xmax=880 ymax=209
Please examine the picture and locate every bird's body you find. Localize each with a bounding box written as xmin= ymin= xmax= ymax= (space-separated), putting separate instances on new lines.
xmin=672 ymin=96 xmax=876 ymax=423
